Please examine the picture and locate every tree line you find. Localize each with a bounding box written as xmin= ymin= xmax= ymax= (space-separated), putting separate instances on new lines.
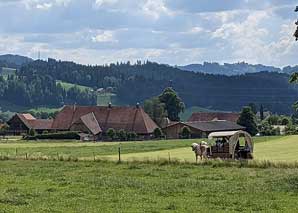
xmin=16 ymin=59 xmax=298 ymax=114
xmin=0 ymin=73 xmax=96 ymax=108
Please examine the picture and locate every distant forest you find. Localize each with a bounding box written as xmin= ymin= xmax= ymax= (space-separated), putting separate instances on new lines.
xmin=0 ymin=57 xmax=298 ymax=114
xmin=179 ymin=62 xmax=298 ymax=75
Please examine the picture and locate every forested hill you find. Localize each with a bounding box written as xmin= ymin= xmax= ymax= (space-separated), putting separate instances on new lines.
xmin=13 ymin=59 xmax=298 ymax=114
xmin=0 ymin=54 xmax=33 ymax=68
xmin=178 ymin=62 xmax=298 ymax=76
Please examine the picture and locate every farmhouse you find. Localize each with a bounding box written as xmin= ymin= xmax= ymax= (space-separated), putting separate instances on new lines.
xmin=188 ymin=112 xmax=240 ymax=123
xmin=7 ymin=113 xmax=53 ymax=135
xmin=51 ymin=105 xmax=158 ymax=139
xmin=162 ymin=120 xmax=245 ymax=139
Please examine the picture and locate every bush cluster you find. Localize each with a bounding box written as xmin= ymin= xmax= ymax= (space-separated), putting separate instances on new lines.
xmin=106 ymin=128 xmax=138 ymax=141
xmin=25 ymin=131 xmax=80 ymax=140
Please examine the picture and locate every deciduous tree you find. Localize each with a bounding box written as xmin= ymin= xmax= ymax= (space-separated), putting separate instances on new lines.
xmin=237 ymin=107 xmax=258 ymax=136
xmin=158 ymin=87 xmax=185 ymax=122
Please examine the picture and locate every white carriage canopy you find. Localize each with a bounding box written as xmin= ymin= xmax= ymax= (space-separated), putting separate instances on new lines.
xmin=208 ymin=130 xmax=254 ymax=157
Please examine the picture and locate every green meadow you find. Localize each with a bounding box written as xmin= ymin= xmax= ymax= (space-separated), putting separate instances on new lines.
xmin=0 ymin=136 xmax=298 ymax=212
xmin=56 ymin=80 xmax=93 ymax=92
xmin=1 ymin=161 xmax=298 ymax=212
xmin=0 ymin=135 xmax=289 ymax=162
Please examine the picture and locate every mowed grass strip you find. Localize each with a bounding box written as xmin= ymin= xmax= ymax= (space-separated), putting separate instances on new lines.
xmin=103 ymin=136 xmax=294 ymax=163
xmin=0 ymin=139 xmax=199 ymax=158
xmin=0 ymin=136 xmax=290 ymax=162
xmin=0 ymin=161 xmax=298 ymax=212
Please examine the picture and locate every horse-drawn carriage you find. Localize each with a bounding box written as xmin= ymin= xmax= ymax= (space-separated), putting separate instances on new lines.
xmin=207 ymin=130 xmax=254 ymax=159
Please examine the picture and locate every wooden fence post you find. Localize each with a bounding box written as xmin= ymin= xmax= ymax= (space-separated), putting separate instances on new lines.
xmin=25 ymin=153 xmax=28 ymax=160
xmin=118 ymin=144 xmax=121 ymax=163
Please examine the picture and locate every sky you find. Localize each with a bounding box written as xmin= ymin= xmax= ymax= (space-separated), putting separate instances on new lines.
xmin=0 ymin=0 xmax=297 ymax=67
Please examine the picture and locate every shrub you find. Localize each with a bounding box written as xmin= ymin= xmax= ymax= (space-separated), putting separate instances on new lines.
xmin=28 ymin=129 xmax=36 ymax=136
xmin=117 ymin=129 xmax=127 ymax=141
xmin=259 ymin=121 xmax=281 ymax=136
xmin=127 ymin=132 xmax=138 ymax=141
xmin=107 ymin=128 xmax=116 ymax=141
xmin=0 ymin=124 xmax=9 ymax=136
xmin=25 ymin=131 xmax=80 ymax=140
xmin=180 ymin=126 xmax=191 ymax=139
xmin=153 ymin=128 xmax=163 ymax=139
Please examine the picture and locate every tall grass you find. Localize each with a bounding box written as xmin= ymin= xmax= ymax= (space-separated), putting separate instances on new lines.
xmin=0 ymin=152 xmax=297 ymax=169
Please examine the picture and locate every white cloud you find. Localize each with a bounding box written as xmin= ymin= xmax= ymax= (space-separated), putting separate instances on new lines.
xmin=91 ymin=31 xmax=118 ymax=43
xmin=142 ymin=0 xmax=173 ymax=19
xmin=23 ymin=0 xmax=71 ymax=10
xmin=94 ymin=0 xmax=118 ymax=8
xmin=36 ymin=2 xmax=52 ymax=10
xmin=0 ymin=0 xmax=297 ymax=66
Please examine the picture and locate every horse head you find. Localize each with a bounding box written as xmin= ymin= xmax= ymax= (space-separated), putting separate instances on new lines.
xmin=191 ymin=143 xmax=198 ymax=151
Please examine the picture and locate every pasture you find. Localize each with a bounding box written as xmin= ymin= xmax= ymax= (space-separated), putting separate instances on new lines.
xmin=1 ymin=161 xmax=298 ymax=212
xmin=0 ymin=135 xmax=293 ymax=162
xmin=56 ymin=80 xmax=92 ymax=92
xmin=0 ymin=136 xmax=298 ymax=212
xmin=97 ymin=92 xmax=117 ymax=106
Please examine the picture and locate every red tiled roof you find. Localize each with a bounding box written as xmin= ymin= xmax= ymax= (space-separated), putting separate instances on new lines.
xmin=52 ymin=105 xmax=158 ymax=134
xmin=15 ymin=113 xmax=53 ymax=130
xmin=27 ymin=119 xmax=53 ymax=130
xmin=72 ymin=112 xmax=102 ymax=135
xmin=188 ymin=112 xmax=240 ymax=123
xmin=22 ymin=114 xmax=36 ymax=120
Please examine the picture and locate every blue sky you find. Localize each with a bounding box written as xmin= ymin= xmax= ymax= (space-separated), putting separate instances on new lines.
xmin=0 ymin=0 xmax=297 ymax=66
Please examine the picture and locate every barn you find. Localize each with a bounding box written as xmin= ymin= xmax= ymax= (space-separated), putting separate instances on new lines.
xmin=51 ymin=105 xmax=158 ymax=139
xmin=7 ymin=113 xmax=53 ymax=135
xmin=162 ymin=120 xmax=245 ymax=139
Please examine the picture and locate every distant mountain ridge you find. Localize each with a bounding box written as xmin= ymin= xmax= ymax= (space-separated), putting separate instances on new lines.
xmin=0 ymin=55 xmax=297 ymax=114
xmin=0 ymin=54 xmax=33 ymax=68
xmin=178 ymin=62 xmax=298 ymax=76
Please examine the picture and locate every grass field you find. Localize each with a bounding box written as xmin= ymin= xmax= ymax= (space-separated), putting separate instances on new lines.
xmin=0 ymin=135 xmax=293 ymax=162
xmin=1 ymin=160 xmax=298 ymax=212
xmin=0 ymin=136 xmax=298 ymax=212
xmin=97 ymin=92 xmax=117 ymax=106
xmin=56 ymin=80 xmax=118 ymax=106
xmin=56 ymin=80 xmax=92 ymax=92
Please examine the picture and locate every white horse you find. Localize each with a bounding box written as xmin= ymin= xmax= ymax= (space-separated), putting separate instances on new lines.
xmin=191 ymin=142 xmax=209 ymax=162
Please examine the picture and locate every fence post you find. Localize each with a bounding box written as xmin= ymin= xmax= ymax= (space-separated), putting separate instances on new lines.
xmin=25 ymin=153 xmax=28 ymax=160
xmin=118 ymin=143 xmax=121 ymax=163
xmin=168 ymin=152 xmax=171 ymax=163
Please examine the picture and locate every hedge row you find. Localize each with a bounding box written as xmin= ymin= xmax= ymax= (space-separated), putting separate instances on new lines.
xmin=25 ymin=131 xmax=80 ymax=140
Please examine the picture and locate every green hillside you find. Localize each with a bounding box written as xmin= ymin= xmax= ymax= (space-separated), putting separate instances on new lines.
xmin=56 ymin=80 xmax=92 ymax=92
xmin=56 ymin=80 xmax=118 ymax=106
xmin=0 ymin=67 xmax=16 ymax=79
xmin=97 ymin=92 xmax=117 ymax=106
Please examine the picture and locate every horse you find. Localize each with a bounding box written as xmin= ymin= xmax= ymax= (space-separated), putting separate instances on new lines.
xmin=191 ymin=142 xmax=209 ymax=162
